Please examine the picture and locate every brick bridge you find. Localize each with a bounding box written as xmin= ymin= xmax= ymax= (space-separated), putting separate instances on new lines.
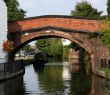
xmin=8 ymin=15 xmax=110 ymax=71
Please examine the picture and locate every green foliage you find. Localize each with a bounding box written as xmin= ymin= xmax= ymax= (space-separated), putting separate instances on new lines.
xmin=100 ymin=68 xmax=110 ymax=74
xmin=53 ymin=39 xmax=63 ymax=58
xmin=22 ymin=44 xmax=31 ymax=53
xmin=100 ymin=31 xmax=110 ymax=51
xmin=69 ymin=43 xmax=80 ymax=50
xmin=36 ymin=38 xmax=50 ymax=53
xmin=4 ymin=0 xmax=26 ymax=20
xmin=63 ymin=46 xmax=69 ymax=59
xmin=71 ymin=1 xmax=102 ymax=18
xmin=99 ymin=19 xmax=110 ymax=51
xmin=100 ymin=67 xmax=110 ymax=94
xmin=36 ymin=38 xmax=63 ymax=58
xmin=107 ymin=0 xmax=110 ymax=16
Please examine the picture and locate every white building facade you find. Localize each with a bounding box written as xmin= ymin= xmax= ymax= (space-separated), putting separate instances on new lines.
xmin=0 ymin=0 xmax=7 ymax=63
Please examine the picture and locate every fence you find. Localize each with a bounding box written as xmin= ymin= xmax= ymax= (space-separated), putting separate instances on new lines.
xmin=0 ymin=60 xmax=24 ymax=80
xmin=101 ymin=59 xmax=110 ymax=68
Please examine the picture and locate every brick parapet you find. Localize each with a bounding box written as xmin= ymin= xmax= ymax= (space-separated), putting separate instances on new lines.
xmin=8 ymin=15 xmax=100 ymax=33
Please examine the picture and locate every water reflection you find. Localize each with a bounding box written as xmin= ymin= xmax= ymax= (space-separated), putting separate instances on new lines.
xmin=0 ymin=76 xmax=25 ymax=95
xmin=33 ymin=61 xmax=45 ymax=73
xmin=68 ymin=58 xmax=91 ymax=75
xmin=32 ymin=61 xmax=107 ymax=95
xmin=70 ymin=71 xmax=91 ymax=95
xmin=0 ymin=61 xmax=107 ymax=95
xmin=37 ymin=65 xmax=64 ymax=95
xmin=62 ymin=66 xmax=71 ymax=81
xmin=89 ymin=75 xmax=106 ymax=95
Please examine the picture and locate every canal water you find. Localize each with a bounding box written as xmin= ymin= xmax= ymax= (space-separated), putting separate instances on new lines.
xmin=0 ymin=61 xmax=108 ymax=95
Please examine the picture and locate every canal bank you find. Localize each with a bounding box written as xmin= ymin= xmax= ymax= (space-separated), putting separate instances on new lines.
xmin=93 ymin=69 xmax=110 ymax=79
xmin=93 ymin=60 xmax=110 ymax=79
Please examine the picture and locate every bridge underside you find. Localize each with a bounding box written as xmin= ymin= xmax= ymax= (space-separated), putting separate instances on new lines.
xmin=8 ymin=27 xmax=110 ymax=72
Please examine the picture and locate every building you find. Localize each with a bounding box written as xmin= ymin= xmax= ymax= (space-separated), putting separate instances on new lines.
xmin=0 ymin=0 xmax=7 ymax=63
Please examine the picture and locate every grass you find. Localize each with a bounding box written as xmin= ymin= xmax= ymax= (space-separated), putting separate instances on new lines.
xmin=99 ymin=68 xmax=110 ymax=74
xmin=99 ymin=68 xmax=110 ymax=94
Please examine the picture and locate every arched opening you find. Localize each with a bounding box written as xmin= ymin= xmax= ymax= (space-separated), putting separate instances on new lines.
xmin=9 ymin=27 xmax=110 ymax=72
xmin=10 ymin=32 xmax=92 ymax=73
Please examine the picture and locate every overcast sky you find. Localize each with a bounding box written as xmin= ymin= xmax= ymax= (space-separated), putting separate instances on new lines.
xmin=18 ymin=0 xmax=107 ymax=17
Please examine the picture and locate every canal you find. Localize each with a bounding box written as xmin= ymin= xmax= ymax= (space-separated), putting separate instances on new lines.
xmin=0 ymin=60 xmax=108 ymax=95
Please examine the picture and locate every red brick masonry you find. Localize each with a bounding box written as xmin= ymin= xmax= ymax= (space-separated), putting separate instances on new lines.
xmin=8 ymin=15 xmax=100 ymax=33
xmin=8 ymin=15 xmax=110 ymax=71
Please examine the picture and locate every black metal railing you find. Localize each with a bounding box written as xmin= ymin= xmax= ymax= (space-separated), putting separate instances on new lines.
xmin=101 ymin=59 xmax=110 ymax=68
xmin=0 ymin=60 xmax=24 ymax=80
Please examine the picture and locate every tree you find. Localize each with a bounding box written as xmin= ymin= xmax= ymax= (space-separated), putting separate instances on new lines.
xmin=99 ymin=19 xmax=110 ymax=51
xmin=36 ymin=38 xmax=51 ymax=55
xmin=36 ymin=38 xmax=63 ymax=58
xmin=71 ymin=1 xmax=102 ymax=18
xmin=107 ymin=0 xmax=110 ymax=16
xmin=22 ymin=44 xmax=31 ymax=53
xmin=63 ymin=46 xmax=69 ymax=59
xmin=51 ymin=39 xmax=63 ymax=58
xmin=4 ymin=0 xmax=26 ymax=20
xmin=69 ymin=43 xmax=80 ymax=50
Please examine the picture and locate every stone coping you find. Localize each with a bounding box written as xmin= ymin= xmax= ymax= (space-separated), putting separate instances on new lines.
xmin=93 ymin=70 xmax=110 ymax=79
xmin=8 ymin=15 xmax=99 ymax=22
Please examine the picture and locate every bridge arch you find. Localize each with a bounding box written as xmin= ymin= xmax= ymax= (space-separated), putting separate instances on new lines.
xmin=8 ymin=15 xmax=110 ymax=72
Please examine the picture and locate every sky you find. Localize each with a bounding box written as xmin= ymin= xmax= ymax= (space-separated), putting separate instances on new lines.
xmin=18 ymin=0 xmax=107 ymax=17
